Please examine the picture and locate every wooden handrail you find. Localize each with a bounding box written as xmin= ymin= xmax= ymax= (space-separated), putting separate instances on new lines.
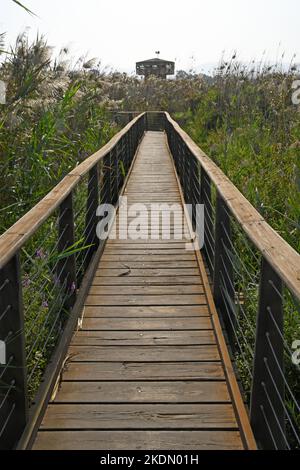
xmin=165 ymin=112 xmax=300 ymax=301
xmin=0 ymin=113 xmax=145 ymax=269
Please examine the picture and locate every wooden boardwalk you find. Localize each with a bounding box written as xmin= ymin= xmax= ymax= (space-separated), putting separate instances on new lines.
xmin=33 ymin=132 xmax=255 ymax=450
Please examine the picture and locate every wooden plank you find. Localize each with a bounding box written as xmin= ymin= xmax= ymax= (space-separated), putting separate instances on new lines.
xmin=83 ymin=305 xmax=210 ymax=317
xmin=126 ymin=184 xmax=178 ymax=190
xmin=68 ymin=345 xmax=219 ymax=362
xmin=62 ymin=361 xmax=225 ymax=381
xmin=113 ymin=217 xmax=186 ymax=222
xmin=126 ymin=191 xmax=179 ymax=196
xmin=71 ymin=330 xmax=216 ymax=346
xmin=85 ymin=294 xmax=206 ymax=306
xmin=130 ymin=173 xmax=175 ymax=178
xmin=105 ymin=243 xmax=189 ymax=248
xmin=91 ymin=276 xmax=202 ymax=286
xmin=82 ymin=317 xmax=212 ymax=330
xmin=95 ymin=268 xmax=201 ymax=277
xmin=129 ymin=178 xmax=176 ymax=183
xmin=33 ymin=430 xmax=244 ymax=450
xmin=111 ymin=228 xmax=190 ymax=235
xmin=88 ymin=285 xmax=204 ymax=295
xmin=105 ymin=239 xmax=192 ymax=244
xmin=101 ymin=254 xmax=195 ymax=262
xmin=126 ymin=178 xmax=177 ymax=183
xmin=40 ymin=404 xmax=237 ymax=429
xmin=112 ymin=209 xmax=185 ymax=216
xmin=99 ymin=261 xmax=199 ymax=269
xmin=116 ymin=214 xmax=185 ymax=220
xmin=130 ymin=180 xmax=176 ymax=184
xmin=116 ymin=207 xmax=182 ymax=215
xmin=126 ymin=197 xmax=181 ymax=201
xmin=130 ymin=196 xmax=183 ymax=200
xmin=113 ymin=225 xmax=189 ymax=230
xmin=104 ymin=249 xmax=190 ymax=255
xmin=54 ymin=381 xmax=230 ymax=403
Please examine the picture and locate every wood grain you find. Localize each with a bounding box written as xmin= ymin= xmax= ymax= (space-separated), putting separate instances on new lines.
xmin=71 ymin=330 xmax=216 ymax=346
xmin=40 ymin=404 xmax=238 ymax=429
xmin=91 ymin=276 xmax=202 ymax=286
xmin=62 ymin=362 xmax=225 ymax=381
xmin=83 ymin=305 xmax=210 ymax=317
xmin=54 ymin=381 xmax=230 ymax=403
xmin=88 ymin=285 xmax=204 ymax=295
xmin=33 ymin=430 xmax=244 ymax=450
xmin=85 ymin=294 xmax=207 ymax=306
xmin=81 ymin=317 xmax=212 ymax=330
xmin=68 ymin=345 xmax=220 ymax=362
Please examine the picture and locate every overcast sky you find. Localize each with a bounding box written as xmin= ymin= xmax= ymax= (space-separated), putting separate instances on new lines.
xmin=1 ymin=0 xmax=299 ymax=73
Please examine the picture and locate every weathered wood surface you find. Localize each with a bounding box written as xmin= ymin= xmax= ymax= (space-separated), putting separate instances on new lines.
xmin=40 ymin=404 xmax=237 ymax=429
xmin=34 ymin=431 xmax=244 ymax=450
xmin=83 ymin=305 xmax=210 ymax=317
xmin=71 ymin=330 xmax=216 ymax=346
xmin=33 ymin=132 xmax=255 ymax=450
xmin=62 ymin=361 xmax=225 ymax=381
xmin=67 ymin=345 xmax=220 ymax=362
xmin=78 ymin=317 xmax=212 ymax=330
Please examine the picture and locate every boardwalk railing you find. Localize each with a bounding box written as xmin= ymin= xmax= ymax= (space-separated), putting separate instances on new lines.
xmin=164 ymin=112 xmax=300 ymax=450
xmin=0 ymin=113 xmax=145 ymax=449
xmin=0 ymin=111 xmax=299 ymax=449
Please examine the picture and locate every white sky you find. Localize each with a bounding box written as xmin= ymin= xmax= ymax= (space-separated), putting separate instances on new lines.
xmin=1 ymin=0 xmax=299 ymax=73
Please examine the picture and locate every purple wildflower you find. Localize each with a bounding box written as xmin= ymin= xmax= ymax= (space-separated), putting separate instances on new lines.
xmin=36 ymin=248 xmax=46 ymax=259
xmin=22 ymin=275 xmax=31 ymax=288
xmin=42 ymin=300 xmax=49 ymax=309
xmin=70 ymin=282 xmax=76 ymax=294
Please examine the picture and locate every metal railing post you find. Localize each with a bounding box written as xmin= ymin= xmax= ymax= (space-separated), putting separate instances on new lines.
xmin=57 ymin=192 xmax=76 ymax=309
xmin=250 ymin=257 xmax=285 ymax=449
xmin=102 ymin=152 xmax=112 ymax=205
xmin=114 ymin=144 xmax=120 ymax=203
xmin=0 ymin=254 xmax=28 ymax=449
xmin=213 ymin=194 xmax=235 ymax=348
xmin=84 ymin=165 xmax=99 ymax=271
xmin=200 ymin=169 xmax=214 ymax=277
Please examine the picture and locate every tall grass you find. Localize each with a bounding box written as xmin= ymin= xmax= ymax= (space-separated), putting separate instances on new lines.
xmin=0 ymin=33 xmax=116 ymax=233
xmin=184 ymin=58 xmax=300 ymax=254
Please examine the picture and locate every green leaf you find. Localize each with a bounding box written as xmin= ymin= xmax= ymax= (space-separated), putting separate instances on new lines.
xmin=119 ymin=160 xmax=126 ymax=178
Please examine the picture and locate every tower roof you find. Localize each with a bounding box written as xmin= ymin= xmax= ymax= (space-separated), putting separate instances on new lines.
xmin=136 ymin=57 xmax=174 ymax=65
